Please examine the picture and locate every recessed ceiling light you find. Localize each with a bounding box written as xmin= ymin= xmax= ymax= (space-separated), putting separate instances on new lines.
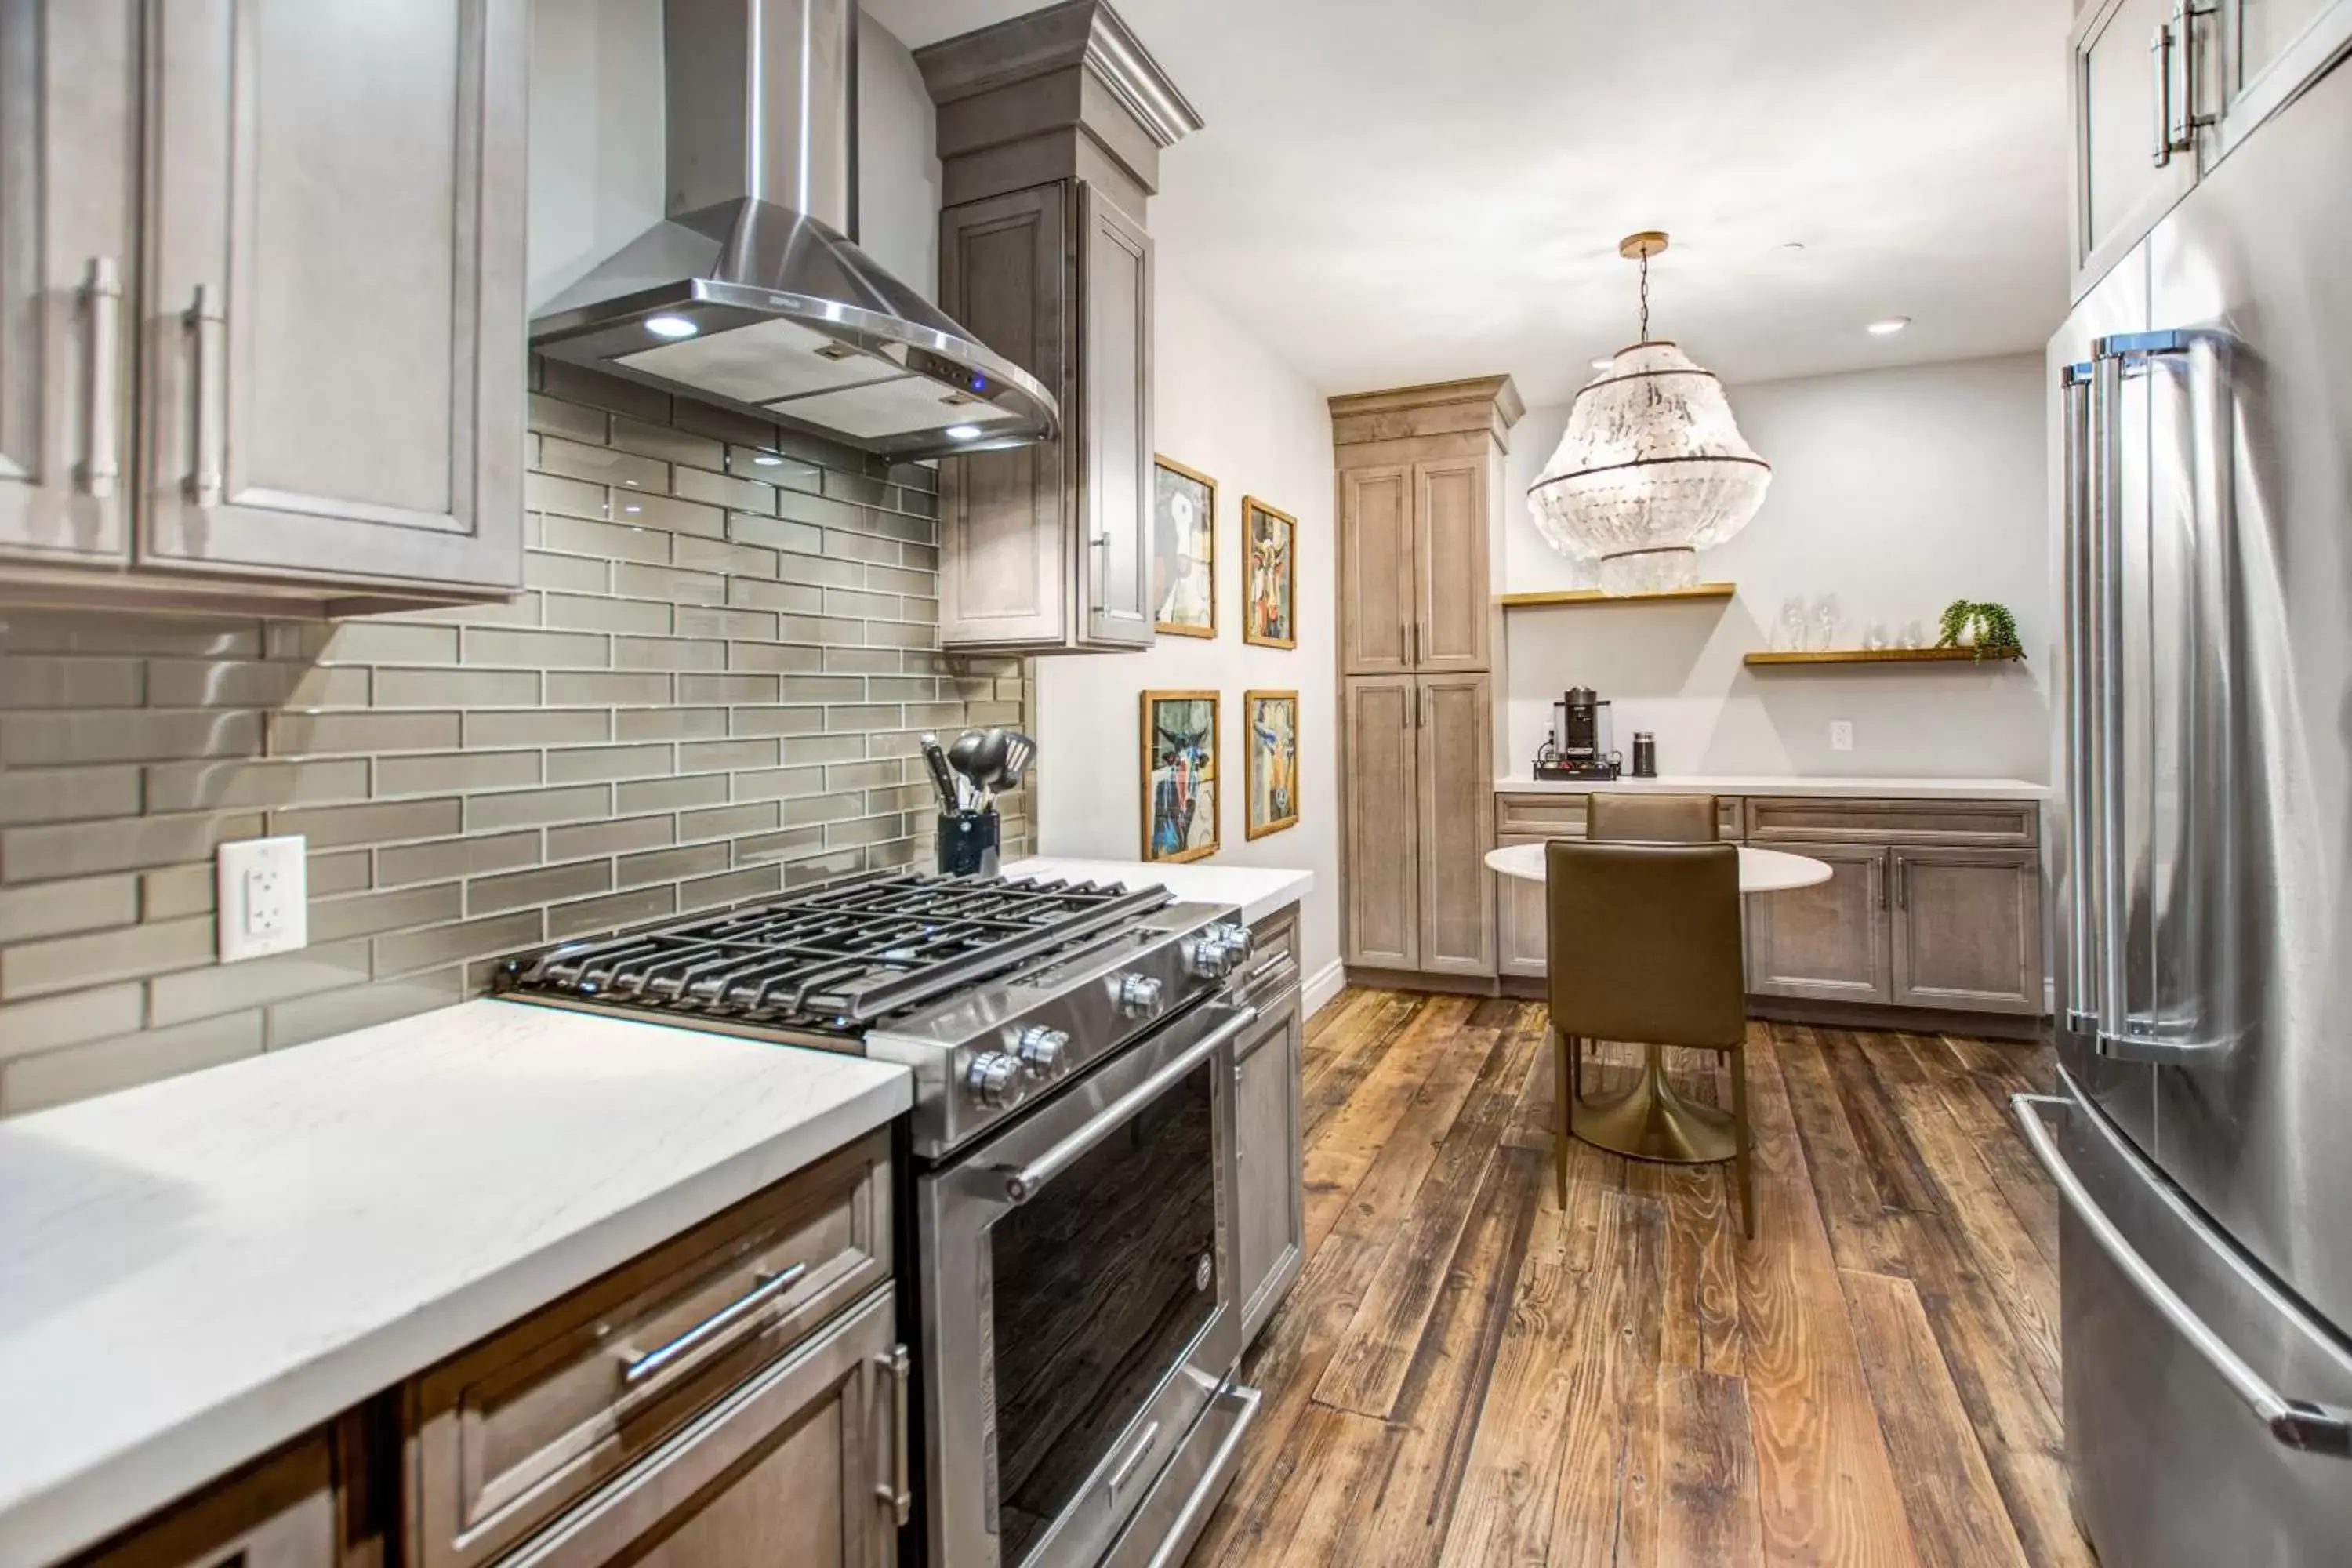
xmin=644 ymin=314 xmax=698 ymax=339
xmin=1867 ymin=316 xmax=1911 ymax=336
xmin=623 ymin=504 xmax=641 ymax=514
xmin=1590 ymin=356 xmax=1614 ymax=372
xmin=753 ymin=454 xmax=782 ymax=466
xmin=1778 ymin=241 xmax=1806 ymax=252
xmin=944 ymin=424 xmax=984 ymax=441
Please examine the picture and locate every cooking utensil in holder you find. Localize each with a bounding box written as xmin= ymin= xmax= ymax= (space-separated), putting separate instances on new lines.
xmin=936 ymin=808 xmax=1000 ymax=877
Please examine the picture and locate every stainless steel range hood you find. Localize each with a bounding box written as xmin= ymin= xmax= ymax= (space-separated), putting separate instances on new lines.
xmin=530 ymin=0 xmax=1057 ymax=462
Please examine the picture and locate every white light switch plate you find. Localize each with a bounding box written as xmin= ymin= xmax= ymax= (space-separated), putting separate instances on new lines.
xmin=216 ymin=835 xmax=307 ymax=963
xmin=1830 ymin=720 xmax=1855 ymax=753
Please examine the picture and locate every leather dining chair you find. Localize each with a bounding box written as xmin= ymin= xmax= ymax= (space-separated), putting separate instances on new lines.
xmin=1573 ymin=791 xmax=1721 ymax=1099
xmin=1545 ymin=837 xmax=1753 ymax=1235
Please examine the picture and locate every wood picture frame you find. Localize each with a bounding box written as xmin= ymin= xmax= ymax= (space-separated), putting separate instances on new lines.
xmin=1243 ymin=689 xmax=1300 ymax=840
xmin=1152 ymin=455 xmax=1218 ymax=637
xmin=1242 ymin=496 xmax=1298 ymax=648
xmin=1141 ymin=689 xmax=1220 ymax=862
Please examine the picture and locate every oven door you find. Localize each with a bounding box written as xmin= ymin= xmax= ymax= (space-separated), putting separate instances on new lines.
xmin=917 ymin=1000 xmax=1255 ymax=1568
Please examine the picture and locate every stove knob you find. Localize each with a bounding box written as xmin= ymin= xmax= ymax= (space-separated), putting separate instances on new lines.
xmin=1185 ymin=934 xmax=1236 ymax=978
xmin=1114 ymin=972 xmax=1164 ymax=1017
xmin=1014 ymin=1025 xmax=1070 ymax=1080
xmin=965 ymin=1051 xmax=1025 ymax=1109
xmin=1214 ymin=922 xmax=1255 ymax=964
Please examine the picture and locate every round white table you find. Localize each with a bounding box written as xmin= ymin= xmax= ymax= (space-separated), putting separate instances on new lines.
xmin=1483 ymin=839 xmax=1832 ymax=1166
xmin=1483 ymin=841 xmax=1834 ymax=892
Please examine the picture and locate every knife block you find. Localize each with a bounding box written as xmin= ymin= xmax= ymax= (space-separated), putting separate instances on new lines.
xmin=935 ymin=808 xmax=1000 ymax=877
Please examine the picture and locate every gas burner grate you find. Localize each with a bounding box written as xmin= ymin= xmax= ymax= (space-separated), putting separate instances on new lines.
xmin=500 ymin=872 xmax=1171 ymax=1025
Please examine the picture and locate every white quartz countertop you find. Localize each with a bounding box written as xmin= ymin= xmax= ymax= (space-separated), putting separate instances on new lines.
xmin=0 ymin=1000 xmax=910 ymax=1568
xmin=1494 ymin=773 xmax=2050 ymax=801
xmin=1001 ymin=857 xmax=1312 ymax=924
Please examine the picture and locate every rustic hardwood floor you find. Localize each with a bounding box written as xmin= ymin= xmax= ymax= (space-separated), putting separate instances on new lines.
xmin=1186 ymin=989 xmax=2092 ymax=1568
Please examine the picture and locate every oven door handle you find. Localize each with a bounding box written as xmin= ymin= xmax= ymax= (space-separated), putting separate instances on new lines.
xmin=998 ymin=1004 xmax=1258 ymax=1204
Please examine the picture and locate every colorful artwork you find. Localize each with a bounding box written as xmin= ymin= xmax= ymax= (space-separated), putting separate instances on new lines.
xmin=1245 ymin=690 xmax=1299 ymax=840
xmin=1152 ymin=456 xmax=1217 ymax=637
xmin=1141 ymin=690 xmax=1219 ymax=863
xmin=1243 ymin=497 xmax=1297 ymax=648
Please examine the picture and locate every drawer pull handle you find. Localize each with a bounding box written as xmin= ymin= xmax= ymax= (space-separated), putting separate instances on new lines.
xmin=877 ymin=1343 xmax=912 ymax=1524
xmin=619 ymin=1261 xmax=808 ymax=1386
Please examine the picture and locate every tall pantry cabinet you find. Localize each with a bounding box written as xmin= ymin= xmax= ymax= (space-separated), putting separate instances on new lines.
xmin=1333 ymin=377 xmax=1523 ymax=981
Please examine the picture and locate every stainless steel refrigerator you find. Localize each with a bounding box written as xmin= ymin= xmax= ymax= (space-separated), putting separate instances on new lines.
xmin=2022 ymin=27 xmax=2352 ymax=1566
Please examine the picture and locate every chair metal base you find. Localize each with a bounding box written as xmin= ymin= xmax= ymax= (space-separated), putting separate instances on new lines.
xmin=1570 ymin=1044 xmax=1737 ymax=1163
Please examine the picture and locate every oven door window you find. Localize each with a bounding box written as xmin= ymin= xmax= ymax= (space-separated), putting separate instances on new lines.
xmin=988 ymin=1058 xmax=1219 ymax=1565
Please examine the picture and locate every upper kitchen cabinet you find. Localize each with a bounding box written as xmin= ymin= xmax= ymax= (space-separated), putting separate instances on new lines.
xmin=2069 ymin=0 xmax=2352 ymax=298
xmin=0 ymin=1 xmax=140 ymax=569
xmin=918 ymin=1 xmax=1200 ymax=655
xmin=2069 ymin=0 xmax=2198 ymax=297
xmin=1332 ymin=378 xmax=1523 ymax=677
xmin=0 ymin=0 xmax=528 ymax=611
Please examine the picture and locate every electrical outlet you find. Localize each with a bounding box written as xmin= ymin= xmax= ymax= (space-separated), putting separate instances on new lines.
xmin=216 ymin=835 xmax=307 ymax=964
xmin=1830 ymin=720 xmax=1855 ymax=753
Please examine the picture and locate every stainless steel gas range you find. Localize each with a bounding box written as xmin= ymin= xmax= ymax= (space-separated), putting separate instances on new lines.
xmin=494 ymin=871 xmax=1265 ymax=1568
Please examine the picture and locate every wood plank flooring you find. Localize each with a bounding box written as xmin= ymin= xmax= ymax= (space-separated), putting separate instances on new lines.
xmin=1186 ymin=991 xmax=2091 ymax=1568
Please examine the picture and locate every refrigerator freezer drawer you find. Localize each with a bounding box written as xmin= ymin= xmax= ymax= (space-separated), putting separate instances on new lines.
xmin=2020 ymin=1080 xmax=2352 ymax=1568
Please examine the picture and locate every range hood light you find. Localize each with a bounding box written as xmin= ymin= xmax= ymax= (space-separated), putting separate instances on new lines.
xmin=644 ymin=314 xmax=699 ymax=339
xmin=945 ymin=424 xmax=984 ymax=441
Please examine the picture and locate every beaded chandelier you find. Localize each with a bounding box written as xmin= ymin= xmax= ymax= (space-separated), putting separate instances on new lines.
xmin=1526 ymin=232 xmax=1770 ymax=594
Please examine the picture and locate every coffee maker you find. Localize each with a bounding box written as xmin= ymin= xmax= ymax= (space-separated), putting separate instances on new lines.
xmin=1535 ymin=685 xmax=1621 ymax=780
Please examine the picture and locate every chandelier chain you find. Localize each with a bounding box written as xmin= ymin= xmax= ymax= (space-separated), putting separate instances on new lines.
xmin=1638 ymin=252 xmax=1651 ymax=341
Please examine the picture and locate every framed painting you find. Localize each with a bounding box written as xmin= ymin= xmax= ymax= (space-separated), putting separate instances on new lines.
xmin=1242 ymin=496 xmax=1297 ymax=648
xmin=1152 ymin=455 xmax=1217 ymax=637
xmin=1244 ymin=689 xmax=1299 ymax=840
xmin=1141 ymin=689 xmax=1219 ymax=863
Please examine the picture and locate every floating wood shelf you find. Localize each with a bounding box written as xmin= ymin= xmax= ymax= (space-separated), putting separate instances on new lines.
xmin=1497 ymin=582 xmax=1737 ymax=608
xmin=1743 ymin=646 xmax=2025 ymax=666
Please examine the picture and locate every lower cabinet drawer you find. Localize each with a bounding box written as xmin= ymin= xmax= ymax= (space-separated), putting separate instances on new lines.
xmin=494 ymin=1287 xmax=903 ymax=1568
xmin=408 ymin=1131 xmax=893 ymax=1568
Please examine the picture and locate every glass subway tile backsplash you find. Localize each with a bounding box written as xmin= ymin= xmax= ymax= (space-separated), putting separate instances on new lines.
xmin=0 ymin=359 xmax=1029 ymax=1115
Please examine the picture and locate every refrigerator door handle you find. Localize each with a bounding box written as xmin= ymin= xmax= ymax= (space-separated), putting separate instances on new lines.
xmin=2059 ymin=361 xmax=2100 ymax=1036
xmin=2089 ymin=328 xmax=2237 ymax=1065
xmin=2011 ymin=1094 xmax=2352 ymax=1457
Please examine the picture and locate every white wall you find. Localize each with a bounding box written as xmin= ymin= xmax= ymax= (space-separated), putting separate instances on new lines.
xmin=525 ymin=5 xmax=941 ymax=310
xmin=1034 ymin=263 xmax=1342 ymax=991
xmin=1500 ymin=354 xmax=2053 ymax=781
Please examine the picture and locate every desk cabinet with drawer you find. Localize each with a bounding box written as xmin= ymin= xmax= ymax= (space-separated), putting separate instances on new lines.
xmin=1491 ymin=790 xmax=2044 ymax=1023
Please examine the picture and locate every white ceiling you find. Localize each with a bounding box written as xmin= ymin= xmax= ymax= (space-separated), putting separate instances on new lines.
xmin=866 ymin=0 xmax=2074 ymax=404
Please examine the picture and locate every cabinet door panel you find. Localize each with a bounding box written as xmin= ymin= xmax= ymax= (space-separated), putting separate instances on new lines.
xmin=142 ymin=0 xmax=525 ymax=590
xmin=1234 ymin=987 xmax=1304 ymax=1345
xmin=2206 ymin=0 xmax=2352 ymax=162
xmin=1417 ymin=673 xmax=1495 ymax=976
xmin=0 ymin=0 xmax=137 ymax=566
xmin=1338 ymin=464 xmax=1412 ymax=673
xmin=1342 ymin=675 xmax=1417 ymax=968
xmin=1891 ymin=847 xmax=2043 ymax=1014
xmin=1412 ymin=456 xmax=1490 ymax=671
xmin=2071 ymin=0 xmax=2198 ymax=296
xmin=938 ymin=183 xmax=1071 ymax=650
xmin=74 ymin=1433 xmax=336 ymax=1568
xmin=1495 ymin=832 xmax=1555 ymax=979
xmin=1078 ymin=186 xmax=1152 ymax=648
xmin=1744 ymin=841 xmax=1891 ymax=1004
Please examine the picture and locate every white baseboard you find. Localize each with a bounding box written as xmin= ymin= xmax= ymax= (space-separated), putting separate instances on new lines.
xmin=1303 ymin=959 xmax=1348 ymax=1019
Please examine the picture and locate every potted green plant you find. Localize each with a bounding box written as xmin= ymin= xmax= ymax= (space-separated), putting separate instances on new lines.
xmin=1936 ymin=599 xmax=2024 ymax=659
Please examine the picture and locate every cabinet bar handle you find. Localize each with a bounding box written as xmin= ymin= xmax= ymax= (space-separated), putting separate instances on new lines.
xmin=1875 ymin=857 xmax=1888 ymax=910
xmin=1087 ymin=533 xmax=1109 ymax=615
xmin=619 ymin=1261 xmax=807 ymax=1385
xmin=81 ymin=258 xmax=122 ymax=499
xmin=877 ymin=1343 xmax=912 ymax=1524
xmin=2149 ymin=21 xmax=2176 ymax=167
xmin=185 ymin=285 xmax=226 ymax=510
xmin=1894 ymin=858 xmax=1907 ymax=910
